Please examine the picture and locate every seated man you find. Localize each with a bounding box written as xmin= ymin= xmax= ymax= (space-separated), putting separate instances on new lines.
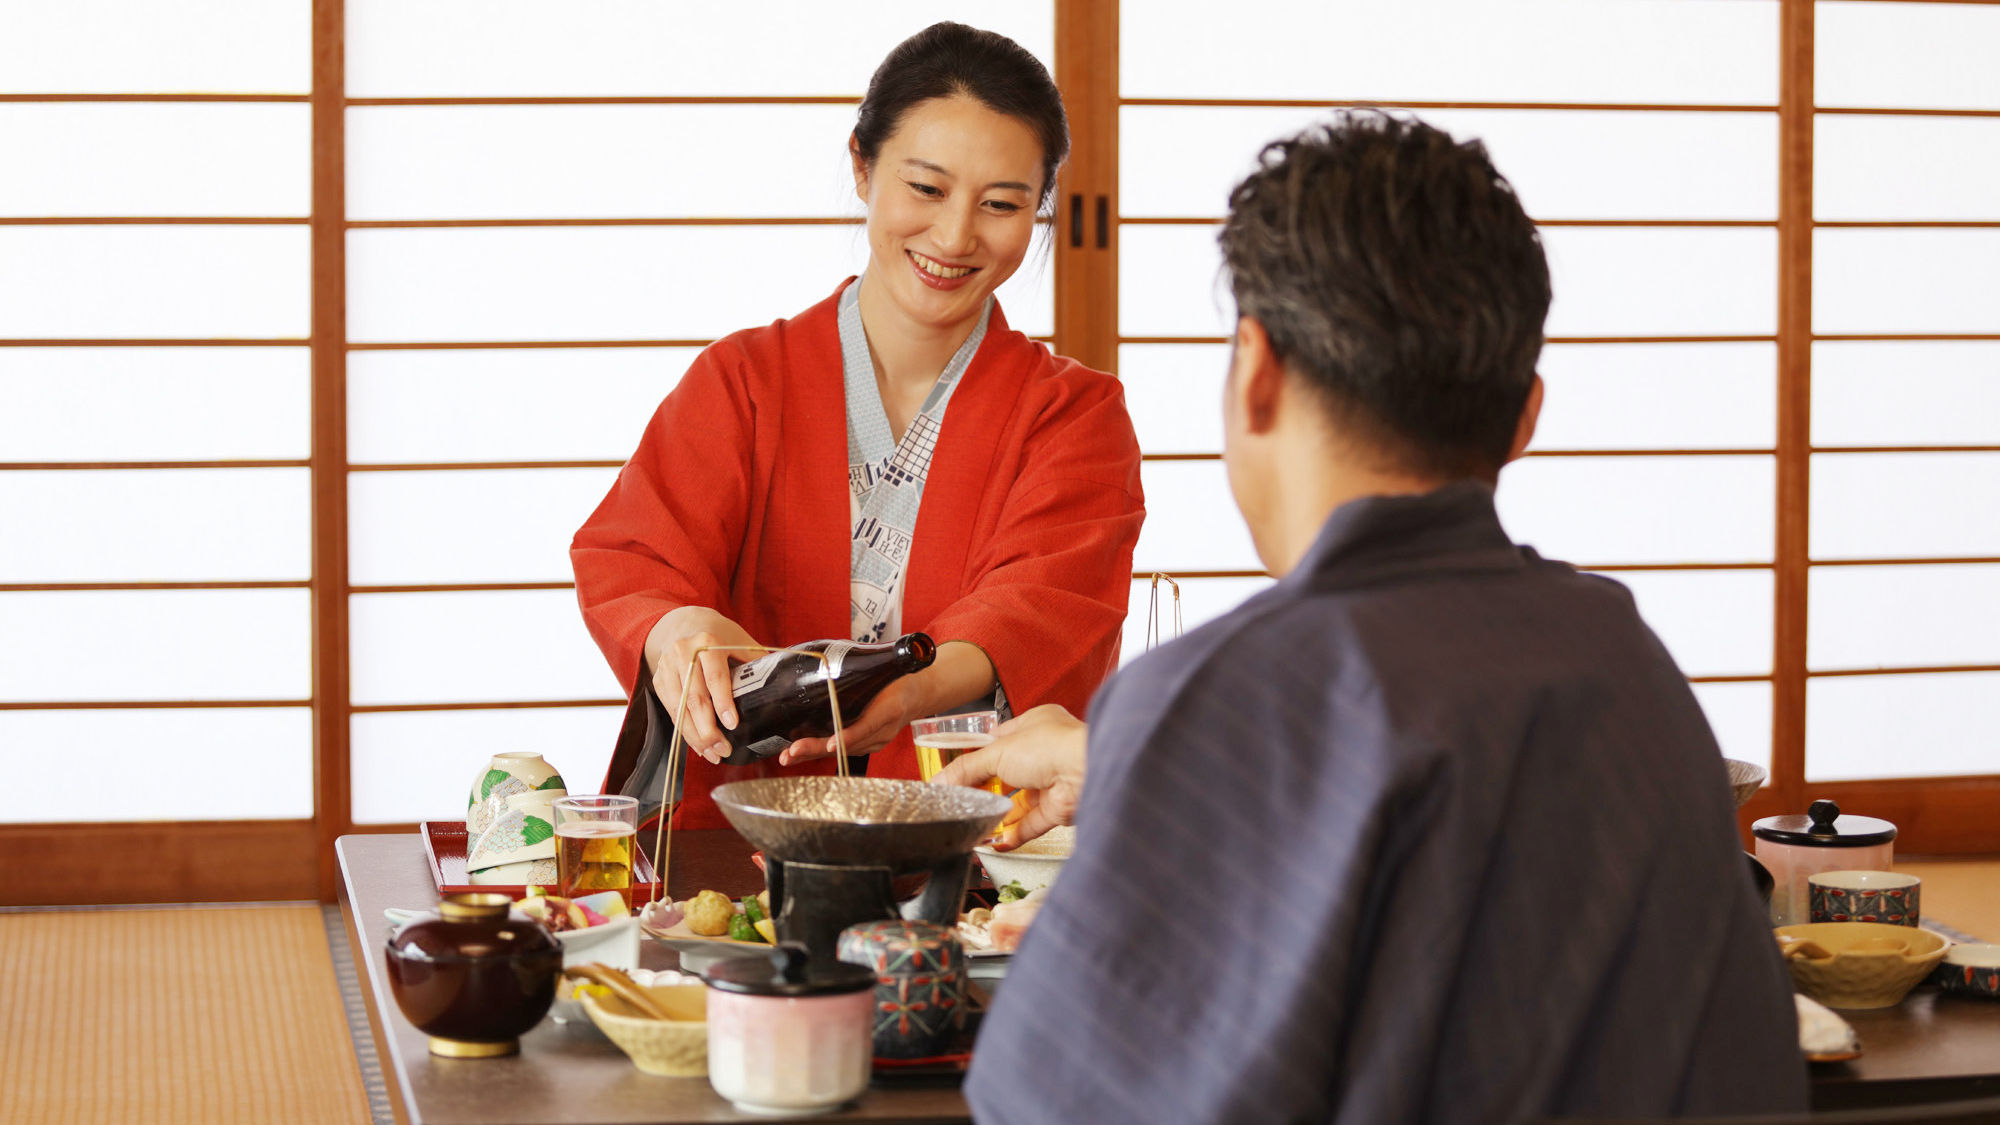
xmin=939 ymin=111 xmax=1806 ymax=1123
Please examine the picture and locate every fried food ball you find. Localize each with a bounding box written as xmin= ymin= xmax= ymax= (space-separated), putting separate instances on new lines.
xmin=684 ymin=889 xmax=736 ymax=936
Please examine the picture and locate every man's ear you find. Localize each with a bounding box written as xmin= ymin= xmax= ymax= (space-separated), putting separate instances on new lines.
xmin=1231 ymin=317 xmax=1285 ymax=436
xmin=850 ymin=135 xmax=870 ymax=203
xmin=1506 ymin=374 xmax=1544 ymax=464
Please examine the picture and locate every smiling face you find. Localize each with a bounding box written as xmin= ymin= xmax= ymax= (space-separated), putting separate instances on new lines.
xmin=852 ymin=94 xmax=1045 ymax=334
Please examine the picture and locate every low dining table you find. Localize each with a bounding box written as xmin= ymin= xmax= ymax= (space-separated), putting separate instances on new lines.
xmin=336 ymin=833 xmax=2000 ymax=1124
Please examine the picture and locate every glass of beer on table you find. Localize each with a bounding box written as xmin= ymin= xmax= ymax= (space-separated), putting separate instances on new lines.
xmin=911 ymin=710 xmax=1005 ymax=795
xmin=552 ymin=794 xmax=639 ymax=910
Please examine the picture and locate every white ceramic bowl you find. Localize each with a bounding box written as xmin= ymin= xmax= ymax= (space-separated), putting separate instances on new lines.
xmin=974 ymin=825 xmax=1074 ymax=895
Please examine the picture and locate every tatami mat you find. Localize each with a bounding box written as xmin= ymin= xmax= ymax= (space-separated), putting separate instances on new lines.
xmin=0 ymin=904 xmax=370 ymax=1125
xmin=1900 ymin=857 xmax=2000 ymax=943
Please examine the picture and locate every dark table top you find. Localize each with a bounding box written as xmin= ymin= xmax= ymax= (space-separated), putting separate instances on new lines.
xmin=336 ymin=832 xmax=973 ymax=1125
xmin=337 ymin=833 xmax=2000 ymax=1121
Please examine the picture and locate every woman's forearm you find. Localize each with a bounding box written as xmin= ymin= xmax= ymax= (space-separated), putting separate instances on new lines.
xmin=911 ymin=639 xmax=999 ymax=718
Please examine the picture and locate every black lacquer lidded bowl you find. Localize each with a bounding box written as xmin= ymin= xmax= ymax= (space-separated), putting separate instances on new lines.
xmin=384 ymin=892 xmax=562 ymax=1058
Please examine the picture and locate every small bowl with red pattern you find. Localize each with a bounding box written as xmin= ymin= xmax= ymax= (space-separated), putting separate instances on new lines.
xmin=1935 ymin=944 xmax=2000 ymax=1000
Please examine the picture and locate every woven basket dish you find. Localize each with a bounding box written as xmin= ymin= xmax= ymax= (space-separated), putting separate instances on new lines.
xmin=1776 ymin=922 xmax=1949 ymax=1009
xmin=580 ymin=984 xmax=709 ymax=1076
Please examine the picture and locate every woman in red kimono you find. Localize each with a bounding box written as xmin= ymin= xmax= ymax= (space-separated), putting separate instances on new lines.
xmin=571 ymin=23 xmax=1145 ymax=829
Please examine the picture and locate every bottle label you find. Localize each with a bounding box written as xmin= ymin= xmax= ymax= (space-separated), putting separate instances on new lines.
xmin=821 ymin=640 xmax=854 ymax=678
xmin=730 ymin=652 xmax=784 ymax=698
xmin=743 ymin=735 xmax=790 ymax=759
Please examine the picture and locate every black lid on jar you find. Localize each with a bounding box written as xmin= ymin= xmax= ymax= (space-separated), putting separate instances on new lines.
xmin=702 ymin=945 xmax=875 ymax=997
xmin=1752 ymin=798 xmax=1898 ymax=847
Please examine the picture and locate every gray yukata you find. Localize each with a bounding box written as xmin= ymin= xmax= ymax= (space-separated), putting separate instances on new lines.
xmin=968 ymin=482 xmax=1808 ymax=1124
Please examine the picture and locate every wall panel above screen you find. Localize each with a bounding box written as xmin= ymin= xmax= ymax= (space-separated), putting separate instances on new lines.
xmin=1690 ymin=680 xmax=1773 ymax=775
xmin=1122 ymin=107 xmax=1778 ymax=221
xmin=1812 ymin=342 xmax=2000 ymax=448
xmin=0 ymin=347 xmax=309 ymax=461
xmin=1118 ymin=344 xmax=1228 ymax=454
xmin=1497 ymin=455 xmax=1775 ymax=566
xmin=1807 ymin=671 xmax=2000 ymax=782
xmin=1809 ymin=564 xmax=2000 ymax=673
xmin=348 ymin=105 xmax=862 ymax=220
xmin=1814 ymin=230 xmax=2000 ymax=335
xmin=0 ymin=590 xmax=309 ymax=703
xmin=345 ymin=1 xmax=1052 ymax=97
xmin=0 ymin=1 xmax=308 ymax=94
xmin=0 ymin=469 xmax=309 ymax=583
xmin=348 ymin=348 xmax=692 ymax=463
xmin=1597 ymin=569 xmax=1773 ymax=679
xmin=1121 ymin=0 xmax=1777 ymax=104
xmin=351 ymin=707 xmax=623 ymax=825
xmin=1815 ymin=115 xmax=2000 ymax=222
xmin=1816 ymin=1 xmax=2000 ymax=112
xmin=0 ymin=104 xmax=310 ymax=218
xmin=349 ymin=590 xmax=624 ymax=706
xmin=0 ymin=708 xmax=313 ymax=822
xmin=1811 ymin=452 xmax=2000 ymax=560
xmin=1133 ymin=460 xmax=1262 ymax=574
xmin=346 ymin=226 xmax=1053 ymax=341
xmin=1120 ymin=575 xmax=1276 ymax=668
xmin=0 ymin=226 xmax=309 ymax=339
xmin=1532 ymin=343 xmax=1776 ymax=451
xmin=349 ymin=467 xmax=620 ymax=586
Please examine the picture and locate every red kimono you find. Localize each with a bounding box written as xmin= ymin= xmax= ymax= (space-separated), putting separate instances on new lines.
xmin=571 ymin=280 xmax=1145 ymax=828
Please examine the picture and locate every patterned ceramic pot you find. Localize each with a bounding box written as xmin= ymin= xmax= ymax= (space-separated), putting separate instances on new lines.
xmin=837 ymin=918 xmax=969 ymax=1059
xmin=1935 ymin=944 xmax=2000 ymax=1000
xmin=466 ymin=752 xmax=566 ymax=876
xmin=1809 ymin=870 xmax=1921 ymax=927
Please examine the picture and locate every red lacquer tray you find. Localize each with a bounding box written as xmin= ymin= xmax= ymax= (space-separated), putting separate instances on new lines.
xmin=420 ymin=820 xmax=663 ymax=902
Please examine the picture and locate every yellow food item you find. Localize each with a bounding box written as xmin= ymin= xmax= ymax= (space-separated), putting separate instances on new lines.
xmin=753 ymin=919 xmax=777 ymax=944
xmin=685 ymin=889 xmax=736 ymax=936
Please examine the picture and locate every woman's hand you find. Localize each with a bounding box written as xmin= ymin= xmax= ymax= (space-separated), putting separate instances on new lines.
xmin=777 ymin=640 xmax=996 ymax=766
xmin=644 ymin=607 xmax=763 ymax=765
xmin=932 ymin=704 xmax=1087 ymax=850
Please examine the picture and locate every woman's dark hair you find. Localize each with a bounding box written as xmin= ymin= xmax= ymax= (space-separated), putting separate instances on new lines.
xmin=1219 ymin=110 xmax=1552 ymax=478
xmin=853 ymin=22 xmax=1069 ymax=209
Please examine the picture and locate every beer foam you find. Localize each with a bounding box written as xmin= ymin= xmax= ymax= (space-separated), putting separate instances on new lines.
xmin=555 ymin=819 xmax=637 ymax=837
xmin=913 ymin=731 xmax=994 ymax=749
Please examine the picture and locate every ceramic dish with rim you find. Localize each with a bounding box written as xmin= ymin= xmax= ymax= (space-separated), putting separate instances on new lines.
xmin=1934 ymin=943 xmax=2000 ymax=999
xmin=1775 ymin=922 xmax=1950 ymax=1009
xmin=638 ymin=899 xmax=773 ymax=973
xmin=1724 ymin=758 xmax=1767 ymax=809
xmin=973 ymin=825 xmax=1074 ymax=896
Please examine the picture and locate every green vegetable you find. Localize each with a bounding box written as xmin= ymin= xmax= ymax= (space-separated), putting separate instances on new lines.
xmin=996 ymin=880 xmax=1028 ymax=903
xmin=741 ymin=895 xmax=765 ymax=925
xmin=729 ymin=913 xmax=763 ymax=943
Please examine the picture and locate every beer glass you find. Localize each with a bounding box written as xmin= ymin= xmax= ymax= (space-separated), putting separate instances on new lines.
xmin=911 ymin=711 xmax=1005 ymax=794
xmin=553 ymin=794 xmax=639 ymax=909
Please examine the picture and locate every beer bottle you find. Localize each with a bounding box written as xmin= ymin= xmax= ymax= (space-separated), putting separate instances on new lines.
xmin=713 ymin=633 xmax=937 ymax=764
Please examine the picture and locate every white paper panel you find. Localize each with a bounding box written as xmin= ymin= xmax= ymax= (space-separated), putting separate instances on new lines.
xmin=348 ymin=226 xmax=1053 ymax=342
xmin=0 ymin=347 xmax=308 ymax=461
xmin=1811 ymin=453 xmax=2000 ymax=560
xmin=349 ymin=348 xmax=691 ymax=463
xmin=350 ymin=468 xmax=620 ymax=586
xmin=1541 ymin=227 xmax=1777 ymax=338
xmin=350 ymin=707 xmax=623 ymax=825
xmin=0 ymin=590 xmax=309 ymax=702
xmin=1810 ymin=564 xmax=2000 ymax=672
xmin=1133 ymin=461 xmax=1261 ymax=574
xmin=1119 ymin=575 xmax=1275 ymax=667
xmin=0 ymin=469 xmax=309 ymax=582
xmin=347 ymin=1 xmax=1053 ymax=98
xmin=1597 ymin=569 xmax=1773 ymax=679
xmin=0 ymin=104 xmax=308 ymax=217
xmin=1806 ymin=671 xmax=2000 ymax=781
xmin=1118 ymin=345 xmax=1228 ymax=454
xmin=1813 ymin=342 xmax=2000 ymax=448
xmin=1533 ymin=343 xmax=1776 ymax=451
xmin=349 ymin=590 xmax=623 ymax=706
xmin=1815 ymin=230 xmax=2000 ymax=335
xmin=349 ymin=105 xmax=861 ymax=220
xmin=1817 ymin=2 xmax=2000 ymax=112
xmin=1123 ymin=0 xmax=1775 ymax=104
xmin=1498 ymin=455 xmax=1776 ymax=565
xmin=0 ymin=226 xmax=309 ymax=338
xmin=0 ymin=708 xmax=313 ymax=822
xmin=1120 ymin=225 xmax=1779 ymax=340
xmin=0 ymin=2 xmax=308 ymax=94
xmin=1816 ymin=115 xmax=2000 ymax=221
xmin=1691 ymin=680 xmax=1773 ymax=775
xmin=1122 ymin=107 xmax=1778 ymax=221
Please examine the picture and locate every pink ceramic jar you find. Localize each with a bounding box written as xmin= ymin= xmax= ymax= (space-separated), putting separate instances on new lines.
xmin=1752 ymin=799 xmax=1896 ymax=927
xmin=702 ymin=947 xmax=876 ymax=1116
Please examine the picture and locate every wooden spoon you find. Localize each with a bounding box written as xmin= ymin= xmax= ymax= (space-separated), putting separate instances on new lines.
xmin=564 ymin=964 xmax=674 ymax=1021
xmin=1777 ymin=934 xmax=1835 ymax=961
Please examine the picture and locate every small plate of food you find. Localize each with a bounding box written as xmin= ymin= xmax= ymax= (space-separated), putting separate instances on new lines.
xmin=639 ymin=890 xmax=776 ymax=971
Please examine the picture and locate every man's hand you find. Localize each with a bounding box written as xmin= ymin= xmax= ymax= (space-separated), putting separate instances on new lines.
xmin=932 ymin=704 xmax=1087 ymax=850
xmin=644 ymin=607 xmax=763 ymax=765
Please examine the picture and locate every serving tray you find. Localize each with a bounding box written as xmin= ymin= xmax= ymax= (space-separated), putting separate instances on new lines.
xmin=420 ymin=820 xmax=663 ymax=902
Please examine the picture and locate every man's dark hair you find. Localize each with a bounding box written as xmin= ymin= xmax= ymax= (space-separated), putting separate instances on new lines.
xmin=853 ymin=22 xmax=1069 ymax=211
xmin=1219 ymin=110 xmax=1551 ymax=478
